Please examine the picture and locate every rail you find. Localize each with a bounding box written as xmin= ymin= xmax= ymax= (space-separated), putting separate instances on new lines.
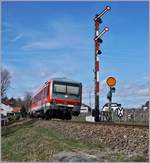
xmin=51 ymin=119 xmax=149 ymax=128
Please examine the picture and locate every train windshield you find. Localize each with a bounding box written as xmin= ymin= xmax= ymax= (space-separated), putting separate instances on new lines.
xmin=67 ymin=85 xmax=79 ymax=96
xmin=53 ymin=82 xmax=80 ymax=96
xmin=54 ymin=84 xmax=66 ymax=94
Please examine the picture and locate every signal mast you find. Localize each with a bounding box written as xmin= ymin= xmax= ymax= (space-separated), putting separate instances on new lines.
xmin=94 ymin=6 xmax=111 ymax=122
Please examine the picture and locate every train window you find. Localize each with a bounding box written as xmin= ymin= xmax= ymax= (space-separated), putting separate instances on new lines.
xmin=67 ymin=85 xmax=79 ymax=96
xmin=54 ymin=84 xmax=66 ymax=94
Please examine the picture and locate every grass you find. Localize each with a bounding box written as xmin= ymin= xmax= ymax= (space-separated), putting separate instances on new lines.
xmin=2 ymin=119 xmax=147 ymax=162
xmin=132 ymin=155 xmax=147 ymax=162
xmin=1 ymin=119 xmax=99 ymax=161
xmin=112 ymin=153 xmax=129 ymax=162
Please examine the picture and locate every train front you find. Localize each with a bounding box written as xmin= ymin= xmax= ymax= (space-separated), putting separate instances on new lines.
xmin=51 ymin=79 xmax=82 ymax=117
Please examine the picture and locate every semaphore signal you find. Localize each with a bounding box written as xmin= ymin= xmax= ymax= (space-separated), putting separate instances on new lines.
xmin=94 ymin=6 xmax=111 ymax=122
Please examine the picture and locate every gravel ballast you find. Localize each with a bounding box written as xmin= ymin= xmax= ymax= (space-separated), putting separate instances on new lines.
xmin=34 ymin=120 xmax=149 ymax=161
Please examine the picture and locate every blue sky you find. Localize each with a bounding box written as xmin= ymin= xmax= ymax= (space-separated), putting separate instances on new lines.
xmin=2 ymin=1 xmax=149 ymax=108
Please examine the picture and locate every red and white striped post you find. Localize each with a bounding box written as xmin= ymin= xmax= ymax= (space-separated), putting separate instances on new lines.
xmin=94 ymin=6 xmax=111 ymax=122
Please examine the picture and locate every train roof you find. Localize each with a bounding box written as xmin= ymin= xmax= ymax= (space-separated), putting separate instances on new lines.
xmin=32 ymin=78 xmax=82 ymax=98
xmin=51 ymin=77 xmax=82 ymax=84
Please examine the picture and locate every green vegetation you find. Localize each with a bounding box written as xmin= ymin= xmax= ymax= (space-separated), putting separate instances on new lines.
xmin=132 ymin=155 xmax=146 ymax=162
xmin=20 ymin=105 xmax=27 ymax=118
xmin=2 ymin=120 xmax=98 ymax=161
xmin=2 ymin=119 xmax=147 ymax=162
xmin=111 ymin=153 xmax=129 ymax=162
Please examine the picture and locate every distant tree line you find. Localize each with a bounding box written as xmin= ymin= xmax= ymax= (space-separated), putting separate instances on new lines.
xmin=1 ymin=68 xmax=32 ymax=118
xmin=142 ymin=101 xmax=149 ymax=109
xmin=2 ymin=92 xmax=32 ymax=118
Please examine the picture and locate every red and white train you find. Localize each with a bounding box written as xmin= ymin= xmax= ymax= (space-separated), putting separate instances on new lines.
xmin=29 ymin=78 xmax=82 ymax=120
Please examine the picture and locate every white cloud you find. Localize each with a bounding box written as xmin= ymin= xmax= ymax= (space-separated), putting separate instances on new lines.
xmin=22 ymin=40 xmax=63 ymax=50
xmin=98 ymin=78 xmax=149 ymax=108
xmin=21 ymin=17 xmax=89 ymax=51
xmin=115 ymin=81 xmax=149 ymax=97
xmin=11 ymin=34 xmax=23 ymax=42
xmin=136 ymin=88 xmax=149 ymax=96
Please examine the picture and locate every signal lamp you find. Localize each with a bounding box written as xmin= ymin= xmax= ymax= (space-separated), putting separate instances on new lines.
xmin=98 ymin=38 xmax=103 ymax=43
xmin=111 ymin=87 xmax=116 ymax=93
xmin=97 ymin=50 xmax=102 ymax=55
xmin=104 ymin=27 xmax=109 ymax=32
xmin=107 ymin=91 xmax=112 ymax=101
xmin=98 ymin=18 xmax=102 ymax=24
xmin=105 ymin=6 xmax=111 ymax=11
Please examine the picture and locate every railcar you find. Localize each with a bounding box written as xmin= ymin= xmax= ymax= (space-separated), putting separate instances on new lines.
xmin=29 ymin=78 xmax=82 ymax=120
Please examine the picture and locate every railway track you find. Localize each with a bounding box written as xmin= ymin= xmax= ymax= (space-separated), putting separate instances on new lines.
xmin=51 ymin=119 xmax=149 ymax=128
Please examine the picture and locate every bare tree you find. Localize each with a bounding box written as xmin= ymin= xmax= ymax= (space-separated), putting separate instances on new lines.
xmin=1 ymin=69 xmax=11 ymax=98
xmin=23 ymin=91 xmax=32 ymax=112
xmin=17 ymin=98 xmax=23 ymax=107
